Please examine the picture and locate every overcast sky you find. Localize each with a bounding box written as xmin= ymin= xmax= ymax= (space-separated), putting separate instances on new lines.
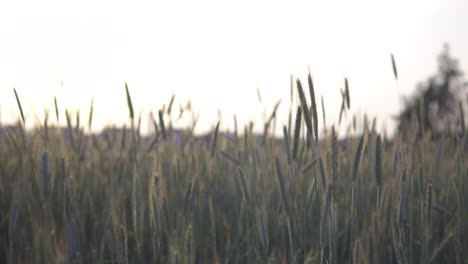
xmin=0 ymin=0 xmax=467 ymax=135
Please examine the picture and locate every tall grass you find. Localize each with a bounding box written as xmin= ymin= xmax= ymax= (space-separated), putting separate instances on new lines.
xmin=0 ymin=69 xmax=466 ymax=264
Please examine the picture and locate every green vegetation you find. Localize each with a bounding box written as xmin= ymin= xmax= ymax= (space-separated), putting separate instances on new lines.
xmin=0 ymin=63 xmax=467 ymax=264
xmin=397 ymin=45 xmax=467 ymax=137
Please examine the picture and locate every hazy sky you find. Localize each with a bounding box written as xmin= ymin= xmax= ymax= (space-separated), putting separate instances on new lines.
xmin=0 ymin=0 xmax=467 ymax=135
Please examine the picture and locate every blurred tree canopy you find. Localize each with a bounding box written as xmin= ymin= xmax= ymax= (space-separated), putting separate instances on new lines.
xmin=397 ymin=44 xmax=468 ymax=137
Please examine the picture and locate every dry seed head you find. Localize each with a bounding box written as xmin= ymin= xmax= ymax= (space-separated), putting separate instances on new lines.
xmin=54 ymin=96 xmax=59 ymax=123
xmin=88 ymin=98 xmax=94 ymax=130
xmin=13 ymin=88 xmax=25 ymax=125
xmin=125 ymin=82 xmax=134 ymax=120
xmin=345 ymin=78 xmax=350 ymax=110
xmin=308 ymin=71 xmax=319 ymax=142
xmin=296 ymin=79 xmax=314 ymax=142
xmin=391 ymin=53 xmax=398 ymax=80
xmin=352 ymin=131 xmax=367 ymax=182
xmin=292 ymin=106 xmax=302 ymax=161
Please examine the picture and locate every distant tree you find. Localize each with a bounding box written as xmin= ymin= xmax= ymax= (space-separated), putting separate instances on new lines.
xmin=397 ymin=44 xmax=467 ymax=137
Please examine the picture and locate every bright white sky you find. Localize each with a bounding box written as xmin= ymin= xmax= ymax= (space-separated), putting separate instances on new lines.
xmin=0 ymin=0 xmax=467 ymax=135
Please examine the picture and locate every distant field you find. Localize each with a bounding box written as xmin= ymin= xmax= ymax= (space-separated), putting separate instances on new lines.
xmin=0 ymin=75 xmax=466 ymax=264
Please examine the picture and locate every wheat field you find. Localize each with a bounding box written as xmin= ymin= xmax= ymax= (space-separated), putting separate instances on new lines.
xmin=0 ymin=71 xmax=467 ymax=263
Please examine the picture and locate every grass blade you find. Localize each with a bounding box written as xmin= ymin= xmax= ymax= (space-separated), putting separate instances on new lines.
xmin=88 ymin=98 xmax=94 ymax=130
xmin=167 ymin=94 xmax=175 ymax=115
xmin=13 ymin=88 xmax=25 ymax=125
xmin=275 ymin=157 xmax=290 ymax=215
xmin=375 ymin=134 xmax=382 ymax=188
xmin=331 ymin=126 xmax=337 ymax=185
xmin=283 ymin=125 xmax=292 ymax=165
xmin=459 ymin=101 xmax=465 ymax=137
xmin=321 ymin=96 xmax=327 ymax=134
